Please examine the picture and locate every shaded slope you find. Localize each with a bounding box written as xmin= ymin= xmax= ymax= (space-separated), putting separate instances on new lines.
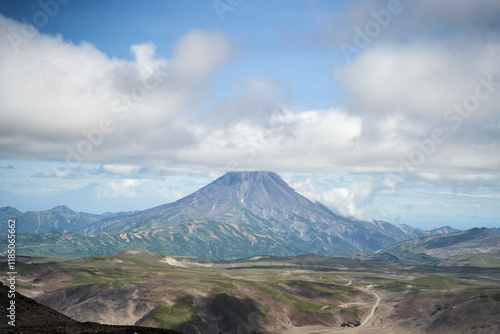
xmin=341 ymin=228 xmax=500 ymax=265
xmin=386 ymin=227 xmax=500 ymax=257
xmin=0 ymin=281 xmax=183 ymax=334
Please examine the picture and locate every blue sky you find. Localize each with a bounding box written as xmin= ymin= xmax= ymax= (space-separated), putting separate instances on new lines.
xmin=0 ymin=0 xmax=499 ymax=230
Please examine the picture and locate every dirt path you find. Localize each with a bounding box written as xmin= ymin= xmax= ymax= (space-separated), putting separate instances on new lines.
xmin=354 ymin=286 xmax=380 ymax=328
xmin=283 ymin=283 xmax=383 ymax=334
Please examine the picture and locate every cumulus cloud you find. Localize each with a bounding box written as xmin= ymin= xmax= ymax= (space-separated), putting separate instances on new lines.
xmin=170 ymin=29 xmax=234 ymax=87
xmin=0 ymin=15 xmax=233 ymax=163
xmin=97 ymin=179 xmax=140 ymax=198
xmin=290 ymin=173 xmax=403 ymax=221
xmin=212 ymin=76 xmax=291 ymax=125
xmin=312 ymin=0 xmax=500 ymax=49
xmin=1 ymin=5 xmax=500 ymax=184
xmin=335 ymin=42 xmax=500 ymax=119
xmin=177 ymin=107 xmax=364 ymax=172
xmin=320 ymin=180 xmax=375 ymax=220
xmin=326 ymin=0 xmax=500 ymax=179
xmin=101 ymin=164 xmax=141 ymax=176
xmin=32 ymin=165 xmax=103 ymax=179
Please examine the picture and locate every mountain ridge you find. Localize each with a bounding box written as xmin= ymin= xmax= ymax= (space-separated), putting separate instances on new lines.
xmin=339 ymin=227 xmax=500 ymax=266
xmin=386 ymin=227 xmax=500 ymax=256
xmin=1 ymin=171 xmax=464 ymax=259
xmin=79 ymin=171 xmax=458 ymax=257
xmin=0 ymin=205 xmax=134 ymax=236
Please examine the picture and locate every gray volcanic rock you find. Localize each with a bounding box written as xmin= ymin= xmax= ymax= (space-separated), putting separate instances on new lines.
xmin=78 ymin=171 xmax=441 ymax=257
xmin=3 ymin=171 xmax=461 ymax=259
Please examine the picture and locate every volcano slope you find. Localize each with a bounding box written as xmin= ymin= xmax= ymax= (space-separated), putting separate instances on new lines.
xmin=2 ymin=249 xmax=500 ymax=334
xmin=2 ymin=171 xmax=456 ymax=260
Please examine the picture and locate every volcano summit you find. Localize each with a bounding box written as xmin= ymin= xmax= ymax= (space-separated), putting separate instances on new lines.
xmin=4 ymin=171 xmax=451 ymax=259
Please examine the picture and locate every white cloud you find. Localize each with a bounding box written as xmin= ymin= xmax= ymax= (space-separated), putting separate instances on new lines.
xmin=291 ymin=109 xmax=362 ymax=148
xmin=336 ymin=42 xmax=500 ymax=118
xmin=320 ymin=180 xmax=374 ymax=220
xmin=417 ymin=172 xmax=442 ymax=182
xmin=176 ymin=107 xmax=364 ymax=172
xmin=158 ymin=186 xmax=184 ymax=201
xmin=170 ymin=29 xmax=234 ymax=87
xmin=290 ymin=174 xmax=387 ymax=221
xmin=1 ymin=10 xmax=500 ymax=184
xmin=312 ymin=0 xmax=500 ymax=49
xmin=402 ymin=201 xmax=452 ymax=208
xmin=101 ymin=164 xmax=141 ymax=176
xmin=97 ymin=179 xmax=140 ymax=198
xmin=0 ymin=15 xmax=233 ymax=164
xmin=439 ymin=192 xmax=500 ymax=200
xmin=212 ymin=76 xmax=291 ymax=124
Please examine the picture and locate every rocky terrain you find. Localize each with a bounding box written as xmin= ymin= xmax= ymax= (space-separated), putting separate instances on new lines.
xmin=2 ymin=245 xmax=499 ymax=334
xmin=1 ymin=251 xmax=374 ymax=333
xmin=0 ymin=281 xmax=182 ymax=334
xmin=1 ymin=171 xmax=498 ymax=333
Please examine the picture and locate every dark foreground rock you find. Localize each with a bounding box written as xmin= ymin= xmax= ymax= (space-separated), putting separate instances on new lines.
xmin=0 ymin=281 xmax=183 ymax=334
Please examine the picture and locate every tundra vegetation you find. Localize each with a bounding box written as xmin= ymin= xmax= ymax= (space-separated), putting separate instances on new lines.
xmin=1 ymin=248 xmax=499 ymax=333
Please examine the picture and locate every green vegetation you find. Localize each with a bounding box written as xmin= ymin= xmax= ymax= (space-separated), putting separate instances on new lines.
xmin=2 ymin=250 xmax=500 ymax=333
xmin=150 ymin=297 xmax=203 ymax=332
xmin=422 ymin=285 xmax=500 ymax=299
xmin=339 ymin=306 xmax=360 ymax=318
xmin=287 ymin=281 xmax=351 ymax=302
xmin=409 ymin=275 xmax=470 ymax=289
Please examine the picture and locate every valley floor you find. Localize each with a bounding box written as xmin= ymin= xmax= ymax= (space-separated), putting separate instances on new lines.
xmin=283 ymin=287 xmax=418 ymax=334
xmin=2 ymin=251 xmax=500 ymax=334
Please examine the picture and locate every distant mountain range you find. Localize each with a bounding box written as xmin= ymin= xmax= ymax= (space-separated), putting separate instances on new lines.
xmin=0 ymin=205 xmax=134 ymax=235
xmin=0 ymin=171 xmax=471 ymax=260
xmin=0 ymin=183 xmax=161 ymax=213
xmin=340 ymin=227 xmax=500 ymax=266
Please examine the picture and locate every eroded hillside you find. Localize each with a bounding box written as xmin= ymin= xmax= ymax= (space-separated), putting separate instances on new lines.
xmin=2 ymin=250 xmax=500 ymax=333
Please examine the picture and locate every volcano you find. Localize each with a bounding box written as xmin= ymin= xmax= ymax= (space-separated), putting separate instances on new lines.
xmin=75 ymin=171 xmax=437 ymax=259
